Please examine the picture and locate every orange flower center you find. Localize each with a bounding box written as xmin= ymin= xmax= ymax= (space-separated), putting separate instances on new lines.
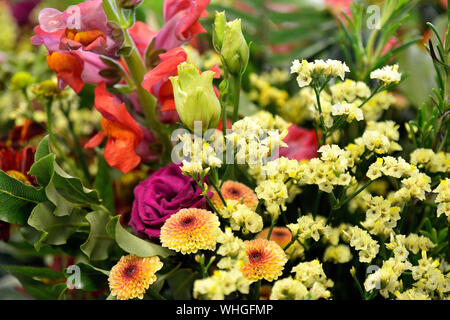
xmin=101 ymin=118 xmax=136 ymax=144
xmin=46 ymin=52 xmax=82 ymax=74
xmin=65 ymin=28 xmax=106 ymax=47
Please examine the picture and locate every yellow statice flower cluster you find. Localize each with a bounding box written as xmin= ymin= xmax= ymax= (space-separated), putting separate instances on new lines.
xmin=249 ymin=110 xmax=290 ymax=132
xmin=360 ymin=194 xmax=401 ymax=236
xmin=290 ymin=59 xmax=350 ymax=87
xmin=290 ymin=260 xmax=334 ymax=299
xmin=344 ymin=226 xmax=380 ymax=263
xmin=297 ymin=144 xmax=352 ymax=193
xmin=410 ymin=251 xmax=450 ymax=299
xmin=370 ymin=64 xmax=402 ymax=86
xmin=193 ymin=228 xmax=252 ymax=300
xmin=226 ymin=117 xmax=288 ymax=169
xmin=323 ymin=244 xmax=353 ymax=264
xmin=220 ymin=200 xmax=264 ymax=234
xmin=287 ymin=214 xmax=328 ymax=242
xmin=410 ymin=148 xmax=450 ymax=173
xmin=433 ymin=179 xmax=450 ymax=222
xmin=271 ymin=261 xmax=334 ymax=300
xmin=249 ymin=73 xmax=289 ymax=107
xmin=278 ymin=87 xmax=319 ymax=125
xmin=177 ymin=132 xmax=223 ymax=176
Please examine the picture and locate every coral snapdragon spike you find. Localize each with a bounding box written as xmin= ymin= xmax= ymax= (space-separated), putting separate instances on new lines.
xmin=46 ymin=52 xmax=84 ymax=93
xmin=142 ymin=47 xmax=188 ymax=111
xmin=84 ymin=83 xmax=143 ymax=173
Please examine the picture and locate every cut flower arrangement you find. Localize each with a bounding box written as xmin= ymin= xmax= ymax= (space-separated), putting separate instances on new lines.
xmin=0 ymin=0 xmax=448 ymax=300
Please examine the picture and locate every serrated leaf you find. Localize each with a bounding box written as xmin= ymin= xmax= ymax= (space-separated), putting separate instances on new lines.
xmin=81 ymin=211 xmax=115 ymax=261
xmin=27 ymin=201 xmax=86 ymax=249
xmin=107 ymin=216 xmax=174 ymax=258
xmin=51 ymin=162 xmax=100 ymax=207
xmin=0 ymin=170 xmax=46 ymax=224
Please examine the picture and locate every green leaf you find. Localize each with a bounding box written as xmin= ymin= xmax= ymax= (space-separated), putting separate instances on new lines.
xmin=94 ymin=156 xmax=115 ymax=213
xmin=81 ymin=211 xmax=115 ymax=261
xmin=0 ymin=265 xmax=64 ymax=280
xmin=27 ymin=201 xmax=86 ymax=249
xmin=167 ymin=269 xmax=196 ymax=300
xmin=107 ymin=216 xmax=174 ymax=258
xmin=0 ymin=170 xmax=46 ymax=224
xmin=64 ymin=263 xmax=108 ymax=291
xmin=28 ymin=154 xmax=55 ymax=188
xmin=51 ymin=163 xmax=100 ymax=207
xmin=7 ymin=273 xmax=66 ymax=300
xmin=35 ymin=135 xmax=50 ymax=161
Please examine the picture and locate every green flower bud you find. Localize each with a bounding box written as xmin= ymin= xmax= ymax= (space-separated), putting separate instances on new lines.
xmin=11 ymin=71 xmax=34 ymax=90
xmin=32 ymin=80 xmax=62 ymax=98
xmin=170 ymin=62 xmax=221 ymax=132
xmin=221 ymin=19 xmax=249 ymax=76
xmin=213 ymin=11 xmax=227 ymax=51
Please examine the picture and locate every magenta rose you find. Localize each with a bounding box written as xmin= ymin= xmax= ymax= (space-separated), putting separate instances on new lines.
xmin=129 ymin=163 xmax=208 ymax=239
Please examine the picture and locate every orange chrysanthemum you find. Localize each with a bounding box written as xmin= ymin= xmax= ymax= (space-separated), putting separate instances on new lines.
xmin=256 ymin=227 xmax=292 ymax=249
xmin=108 ymin=254 xmax=163 ymax=300
xmin=211 ymin=181 xmax=258 ymax=211
xmin=241 ymin=239 xmax=287 ymax=282
xmin=160 ymin=208 xmax=221 ymax=254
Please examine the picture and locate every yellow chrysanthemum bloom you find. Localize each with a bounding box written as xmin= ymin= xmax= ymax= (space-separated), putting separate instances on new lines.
xmin=160 ymin=208 xmax=221 ymax=254
xmin=108 ymin=254 xmax=163 ymax=300
xmin=240 ymin=239 xmax=287 ymax=282
xmin=211 ymin=181 xmax=258 ymax=211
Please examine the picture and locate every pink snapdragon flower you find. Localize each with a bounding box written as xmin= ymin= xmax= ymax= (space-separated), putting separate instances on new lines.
xmin=31 ymin=0 xmax=122 ymax=92
xmin=154 ymin=0 xmax=210 ymax=51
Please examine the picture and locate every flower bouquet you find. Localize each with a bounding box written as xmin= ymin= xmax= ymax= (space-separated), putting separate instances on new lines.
xmin=0 ymin=0 xmax=448 ymax=301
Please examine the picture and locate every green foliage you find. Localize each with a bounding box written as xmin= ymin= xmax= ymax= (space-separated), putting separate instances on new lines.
xmin=0 ymin=170 xmax=46 ymax=224
xmin=338 ymin=0 xmax=420 ymax=80
xmin=206 ymin=1 xmax=337 ymax=67
xmin=81 ymin=211 xmax=115 ymax=261
xmin=107 ymin=216 xmax=174 ymax=258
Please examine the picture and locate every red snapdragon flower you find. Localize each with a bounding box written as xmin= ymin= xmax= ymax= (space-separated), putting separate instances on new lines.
xmin=84 ymin=82 xmax=144 ymax=173
xmin=279 ymin=125 xmax=318 ymax=161
xmin=142 ymin=47 xmax=188 ymax=113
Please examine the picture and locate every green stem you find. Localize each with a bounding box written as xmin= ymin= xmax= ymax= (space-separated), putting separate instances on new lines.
xmin=251 ymin=280 xmax=261 ymax=300
xmin=61 ymin=104 xmax=92 ymax=184
xmin=231 ymin=75 xmax=241 ymax=123
xmin=267 ymin=217 xmax=277 ymax=240
xmin=335 ymin=180 xmax=374 ymax=210
xmin=109 ymin=1 xmax=172 ymax=164
xmin=313 ymin=86 xmax=327 ymax=147
xmin=45 ymin=100 xmax=83 ymax=179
